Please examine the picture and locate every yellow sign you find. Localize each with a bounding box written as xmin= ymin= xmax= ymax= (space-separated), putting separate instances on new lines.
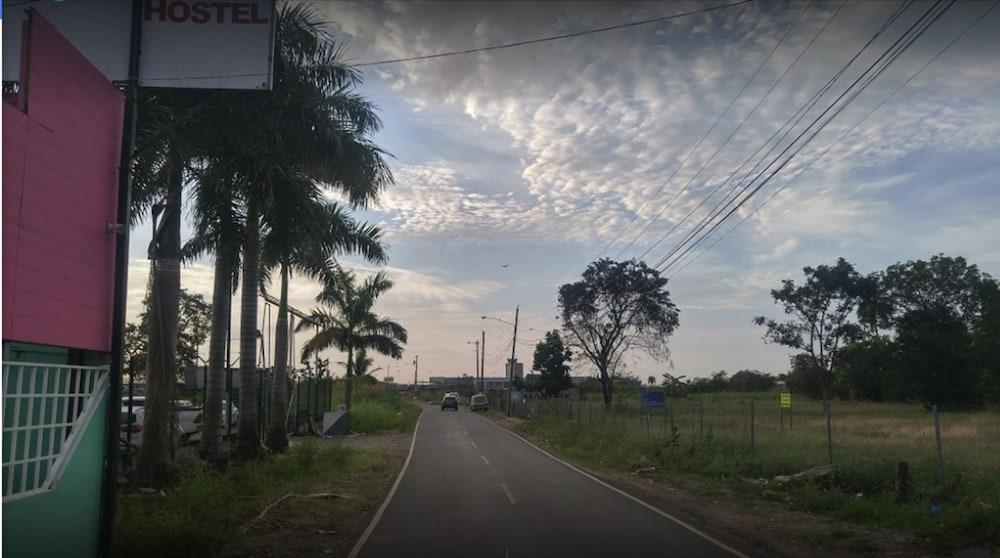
xmin=780 ymin=393 xmax=792 ymax=409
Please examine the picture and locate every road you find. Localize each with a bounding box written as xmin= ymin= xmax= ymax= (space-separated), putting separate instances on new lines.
xmin=354 ymin=405 xmax=747 ymax=558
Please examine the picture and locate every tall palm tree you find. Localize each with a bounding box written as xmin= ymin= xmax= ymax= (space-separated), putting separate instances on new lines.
xmin=261 ymin=185 xmax=386 ymax=452
xmin=339 ymin=349 xmax=383 ymax=378
xmin=180 ymin=4 xmax=391 ymax=460
xmin=299 ymin=270 xmax=407 ymax=429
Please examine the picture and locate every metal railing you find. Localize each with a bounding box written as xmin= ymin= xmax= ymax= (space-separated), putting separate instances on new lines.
xmin=2 ymin=362 xmax=109 ymax=501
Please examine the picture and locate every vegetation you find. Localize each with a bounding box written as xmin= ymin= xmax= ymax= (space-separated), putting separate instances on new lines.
xmin=301 ymin=270 xmax=408 ymax=430
xmin=531 ymin=330 xmax=573 ymax=396
xmin=124 ymin=289 xmax=212 ymax=382
xmin=758 ymin=254 xmax=999 ymax=407
xmin=127 ymin=3 xmax=397 ymax=467
xmin=114 ymin=441 xmax=398 ymax=557
xmin=517 ymin=392 xmax=1000 ymax=550
xmin=559 ymin=258 xmax=679 ymax=407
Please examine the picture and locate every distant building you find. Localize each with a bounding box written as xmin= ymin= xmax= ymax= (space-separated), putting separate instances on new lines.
xmin=506 ymin=359 xmax=524 ymax=380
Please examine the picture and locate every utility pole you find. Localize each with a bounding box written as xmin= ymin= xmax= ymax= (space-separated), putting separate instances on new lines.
xmin=413 ymin=355 xmax=419 ymax=394
xmin=481 ymin=330 xmax=486 ymax=393
xmin=467 ymin=340 xmax=480 ymax=391
xmin=507 ymin=306 xmax=519 ymax=417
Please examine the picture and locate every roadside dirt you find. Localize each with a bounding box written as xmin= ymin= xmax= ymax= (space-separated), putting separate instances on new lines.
xmin=483 ymin=415 xmax=944 ymax=558
xmin=217 ymin=432 xmax=413 ymax=558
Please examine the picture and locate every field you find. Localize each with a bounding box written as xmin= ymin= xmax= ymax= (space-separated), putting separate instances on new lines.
xmin=516 ymin=392 xmax=1000 ymax=550
xmin=330 ymin=382 xmax=422 ymax=434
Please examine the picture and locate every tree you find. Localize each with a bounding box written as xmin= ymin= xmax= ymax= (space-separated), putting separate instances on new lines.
xmin=894 ymin=307 xmax=978 ymax=407
xmin=124 ymin=289 xmax=213 ymax=383
xmin=262 ymin=191 xmax=386 ymax=453
xmin=559 ymin=259 xmax=679 ymax=408
xmin=753 ymin=258 xmax=864 ymax=400
xmin=728 ymin=369 xmax=777 ymax=392
xmin=185 ymin=4 xmax=392 ymax=460
xmin=833 ymin=336 xmax=897 ymax=402
xmin=974 ymin=283 xmax=1000 ymax=405
xmin=647 ymin=375 xmax=656 ymax=386
xmin=531 ymin=330 xmax=573 ymax=397
xmin=661 ymin=373 xmax=688 ymax=397
xmin=883 ymin=254 xmax=991 ymax=325
xmin=299 ymin=270 xmax=407 ymax=430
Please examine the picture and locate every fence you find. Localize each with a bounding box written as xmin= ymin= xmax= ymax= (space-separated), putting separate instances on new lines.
xmin=121 ymin=367 xmax=333 ymax=465
xmin=514 ymin=392 xmax=1000 ymax=505
xmin=2 ymin=363 xmax=109 ymax=500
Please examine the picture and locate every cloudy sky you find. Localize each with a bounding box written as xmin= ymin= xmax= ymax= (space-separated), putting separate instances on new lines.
xmin=129 ymin=0 xmax=1000 ymax=382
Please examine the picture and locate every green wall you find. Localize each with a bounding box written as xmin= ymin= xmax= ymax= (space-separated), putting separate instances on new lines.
xmin=2 ymin=391 xmax=107 ymax=558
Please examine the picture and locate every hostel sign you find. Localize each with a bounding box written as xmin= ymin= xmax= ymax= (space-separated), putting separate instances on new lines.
xmin=3 ymin=0 xmax=276 ymax=90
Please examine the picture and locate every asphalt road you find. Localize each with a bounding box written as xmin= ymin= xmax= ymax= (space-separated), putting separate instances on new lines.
xmin=355 ymin=405 xmax=746 ymax=558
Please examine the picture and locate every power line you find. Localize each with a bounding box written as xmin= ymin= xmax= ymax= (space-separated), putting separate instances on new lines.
xmin=139 ymin=1 xmax=756 ymax=82
xmin=657 ymin=0 xmax=956 ymax=274
xmin=641 ymin=0 xmax=916 ymax=269
xmin=665 ymin=0 xmax=1000 ymax=280
xmin=630 ymin=0 xmax=851 ymax=262
xmin=611 ymin=0 xmax=815 ymax=259
xmin=637 ymin=0 xmax=911 ymax=266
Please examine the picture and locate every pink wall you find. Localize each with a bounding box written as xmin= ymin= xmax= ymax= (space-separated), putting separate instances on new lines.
xmin=3 ymin=13 xmax=124 ymax=353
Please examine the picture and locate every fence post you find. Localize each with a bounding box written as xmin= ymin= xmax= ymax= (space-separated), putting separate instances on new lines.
xmin=825 ymin=400 xmax=833 ymax=464
xmin=295 ymin=381 xmax=302 ymax=433
xmin=669 ymin=399 xmax=675 ymax=437
xmin=933 ymin=404 xmax=945 ymax=496
xmin=749 ymin=399 xmax=756 ymax=456
xmin=698 ymin=399 xmax=704 ymax=437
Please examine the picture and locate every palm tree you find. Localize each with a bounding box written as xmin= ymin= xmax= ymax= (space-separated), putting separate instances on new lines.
xmin=181 ymin=4 xmax=391 ymax=460
xmin=299 ymin=270 xmax=407 ymax=429
xmin=339 ymin=349 xmax=383 ymax=378
xmin=261 ymin=187 xmax=386 ymax=452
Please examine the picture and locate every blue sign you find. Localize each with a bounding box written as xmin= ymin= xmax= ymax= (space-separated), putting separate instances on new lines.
xmin=640 ymin=389 xmax=666 ymax=409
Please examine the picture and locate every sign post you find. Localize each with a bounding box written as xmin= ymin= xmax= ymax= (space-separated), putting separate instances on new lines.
xmin=779 ymin=392 xmax=792 ymax=431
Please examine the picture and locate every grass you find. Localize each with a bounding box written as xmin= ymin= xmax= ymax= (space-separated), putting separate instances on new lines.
xmin=113 ymin=440 xmax=398 ymax=557
xmin=330 ymin=382 xmax=422 ymax=434
xmin=516 ymin=392 xmax=1000 ymax=551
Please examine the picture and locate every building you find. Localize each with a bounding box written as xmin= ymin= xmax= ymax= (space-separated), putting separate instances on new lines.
xmin=505 ymin=358 xmax=524 ymax=380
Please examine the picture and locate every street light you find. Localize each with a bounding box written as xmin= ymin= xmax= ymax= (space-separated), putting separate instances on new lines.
xmin=466 ymin=340 xmax=480 ymax=392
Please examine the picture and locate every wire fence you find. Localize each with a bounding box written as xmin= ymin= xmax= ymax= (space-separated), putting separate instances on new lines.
xmin=505 ymin=391 xmax=1000 ymax=507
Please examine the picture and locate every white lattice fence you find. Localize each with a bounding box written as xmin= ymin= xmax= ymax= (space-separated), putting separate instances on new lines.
xmin=2 ymin=362 xmax=109 ymax=501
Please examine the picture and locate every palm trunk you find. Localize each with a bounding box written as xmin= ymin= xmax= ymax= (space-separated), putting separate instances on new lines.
xmin=344 ymin=345 xmax=354 ymax=432
xmin=236 ymin=205 xmax=261 ymax=458
xmin=266 ymin=262 xmax=290 ymax=452
xmin=199 ymin=242 xmax=233 ymax=463
xmin=137 ymin=153 xmax=183 ymax=484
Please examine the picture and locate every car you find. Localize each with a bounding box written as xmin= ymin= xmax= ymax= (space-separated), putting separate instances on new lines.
xmin=119 ymin=405 xmax=182 ymax=449
xmin=441 ymin=393 xmax=458 ymax=411
xmin=193 ymin=400 xmax=240 ymax=430
xmin=470 ymin=393 xmax=489 ymax=412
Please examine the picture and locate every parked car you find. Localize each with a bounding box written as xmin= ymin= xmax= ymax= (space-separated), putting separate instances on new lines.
xmin=193 ymin=400 xmax=240 ymax=430
xmin=441 ymin=393 xmax=459 ymax=411
xmin=119 ymin=405 xmax=181 ymax=449
xmin=470 ymin=393 xmax=489 ymax=412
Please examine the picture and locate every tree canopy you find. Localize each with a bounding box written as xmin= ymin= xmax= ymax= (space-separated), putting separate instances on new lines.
xmin=559 ymin=258 xmax=678 ymax=407
xmin=531 ymin=330 xmax=573 ymax=396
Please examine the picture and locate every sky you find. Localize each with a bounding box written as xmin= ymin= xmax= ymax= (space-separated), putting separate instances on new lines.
xmin=127 ymin=0 xmax=1000 ymax=384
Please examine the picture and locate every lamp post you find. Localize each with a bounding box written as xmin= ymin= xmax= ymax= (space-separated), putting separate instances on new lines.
xmin=466 ymin=340 xmax=479 ymax=392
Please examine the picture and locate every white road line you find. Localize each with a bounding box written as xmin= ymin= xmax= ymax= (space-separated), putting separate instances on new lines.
xmin=486 ymin=419 xmax=748 ymax=558
xmin=500 ymin=482 xmax=517 ymax=504
xmin=463 ymin=430 xmax=469 ymax=436
xmin=470 ymin=441 xmax=477 ymax=449
xmin=347 ymin=409 xmax=424 ymax=558
xmin=480 ymin=454 xmax=491 ymax=466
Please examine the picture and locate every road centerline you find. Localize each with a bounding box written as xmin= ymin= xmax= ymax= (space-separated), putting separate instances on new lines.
xmin=480 ymin=454 xmax=491 ymax=466
xmin=500 ymin=482 xmax=517 ymax=504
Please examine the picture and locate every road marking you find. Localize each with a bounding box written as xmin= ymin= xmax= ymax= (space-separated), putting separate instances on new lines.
xmin=480 ymin=454 xmax=491 ymax=466
xmin=347 ymin=409 xmax=424 ymax=558
xmin=463 ymin=430 xmax=469 ymax=436
xmin=500 ymin=482 xmax=517 ymax=504
xmin=470 ymin=441 xmax=477 ymax=449
xmin=486 ymin=419 xmax=748 ymax=558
